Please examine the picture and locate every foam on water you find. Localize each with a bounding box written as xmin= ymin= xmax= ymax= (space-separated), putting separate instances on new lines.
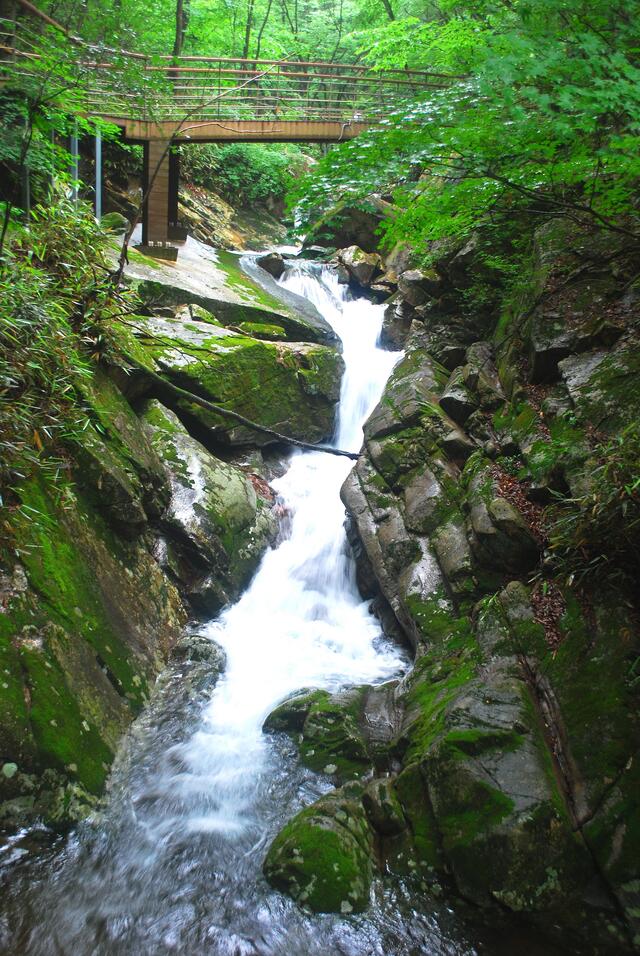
xmin=169 ymin=263 xmax=402 ymax=837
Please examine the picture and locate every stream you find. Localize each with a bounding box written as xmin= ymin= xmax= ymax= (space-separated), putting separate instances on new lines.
xmin=0 ymin=263 xmax=563 ymax=956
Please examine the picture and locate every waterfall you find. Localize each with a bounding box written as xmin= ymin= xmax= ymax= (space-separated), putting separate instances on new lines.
xmin=173 ymin=263 xmax=402 ymax=837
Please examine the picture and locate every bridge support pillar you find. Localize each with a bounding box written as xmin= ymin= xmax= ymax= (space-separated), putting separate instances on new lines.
xmin=168 ymin=146 xmax=188 ymax=240
xmin=141 ymin=139 xmax=178 ymax=258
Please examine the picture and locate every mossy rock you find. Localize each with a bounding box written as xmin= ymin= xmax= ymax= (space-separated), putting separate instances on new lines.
xmin=263 ymin=689 xmax=330 ymax=733
xmin=0 ymin=477 xmax=185 ymax=824
xmin=132 ymin=313 xmax=344 ymax=447
xmin=142 ymin=400 xmax=276 ymax=609
xmin=263 ymin=783 xmax=374 ymax=913
xmin=236 ymin=321 xmax=288 ymax=341
xmin=72 ymin=368 xmax=171 ymax=531
xmin=129 ymin=253 xmax=334 ymax=345
xmin=264 ymin=687 xmax=373 ymax=781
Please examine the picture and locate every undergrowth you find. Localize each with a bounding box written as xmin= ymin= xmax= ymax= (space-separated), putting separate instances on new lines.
xmin=0 ymin=197 xmax=131 ymax=545
xmin=546 ymin=423 xmax=640 ymax=592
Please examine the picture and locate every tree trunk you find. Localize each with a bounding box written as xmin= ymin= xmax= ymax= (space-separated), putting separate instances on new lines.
xmin=173 ymin=0 xmax=190 ymax=57
xmin=380 ymin=0 xmax=394 ymax=20
xmin=242 ymin=0 xmax=255 ymax=59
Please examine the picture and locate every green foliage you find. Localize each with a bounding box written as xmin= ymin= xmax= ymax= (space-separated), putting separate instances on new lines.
xmin=546 ymin=423 xmax=640 ymax=590
xmin=293 ymin=0 xmax=640 ymax=252
xmin=181 ymin=143 xmax=307 ymax=206
xmin=0 ymin=199 xmax=120 ymax=525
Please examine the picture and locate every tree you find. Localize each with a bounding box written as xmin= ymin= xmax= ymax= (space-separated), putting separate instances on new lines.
xmin=293 ymin=0 xmax=640 ymax=253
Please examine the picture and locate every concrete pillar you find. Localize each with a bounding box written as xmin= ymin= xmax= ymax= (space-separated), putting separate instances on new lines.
xmin=143 ymin=139 xmax=170 ymax=244
xmin=94 ymin=128 xmax=102 ymax=220
xmin=70 ymin=123 xmax=79 ymax=205
xmin=168 ymin=146 xmax=179 ymax=230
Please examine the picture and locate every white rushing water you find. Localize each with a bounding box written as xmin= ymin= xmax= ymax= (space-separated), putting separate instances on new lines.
xmin=174 ymin=263 xmax=403 ymax=837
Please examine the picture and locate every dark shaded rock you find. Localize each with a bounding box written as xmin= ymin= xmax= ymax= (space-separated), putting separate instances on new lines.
xmin=304 ymin=205 xmax=383 ymax=254
xmin=363 ymin=777 xmax=407 ymax=836
xmin=300 ymin=244 xmax=334 ymax=261
xmin=397 ymin=268 xmax=441 ymax=306
xmin=528 ymin=311 xmax=576 ymax=383
xmin=437 ymin=343 xmax=468 ymax=371
xmin=439 ymin=366 xmax=479 ymax=425
xmin=256 ymin=251 xmax=285 ymax=279
xmin=465 ymin=459 xmax=539 ymax=574
xmin=380 ymin=300 xmax=413 ymax=350
xmin=464 ymin=342 xmax=505 ymax=410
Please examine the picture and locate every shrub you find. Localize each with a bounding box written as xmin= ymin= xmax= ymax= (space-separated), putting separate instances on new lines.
xmin=181 ymin=142 xmax=307 ymax=206
xmin=0 ymin=198 xmax=118 ymax=524
xmin=546 ymin=423 xmax=640 ymax=590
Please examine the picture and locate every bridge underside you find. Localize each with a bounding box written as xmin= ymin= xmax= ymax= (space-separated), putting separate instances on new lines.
xmin=109 ymin=118 xmax=368 ymax=250
xmin=116 ymin=118 xmax=369 ymax=144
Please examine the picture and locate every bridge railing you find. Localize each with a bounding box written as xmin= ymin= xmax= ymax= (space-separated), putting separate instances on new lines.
xmin=85 ymin=55 xmax=447 ymax=125
xmin=1 ymin=2 xmax=449 ymax=127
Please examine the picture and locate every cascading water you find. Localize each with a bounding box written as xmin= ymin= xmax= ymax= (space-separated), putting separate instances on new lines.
xmin=0 ymin=263 xmax=508 ymax=956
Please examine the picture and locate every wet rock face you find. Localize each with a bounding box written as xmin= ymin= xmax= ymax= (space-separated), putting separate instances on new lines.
xmin=142 ymin=401 xmax=277 ymax=614
xmin=256 ymin=251 xmax=286 ymax=279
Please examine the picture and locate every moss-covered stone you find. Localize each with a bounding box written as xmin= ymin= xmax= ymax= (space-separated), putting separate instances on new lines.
xmin=72 ymin=367 xmax=171 ymax=531
xmin=263 ymin=783 xmax=374 ymax=913
xmin=142 ymin=400 xmax=276 ymax=611
xmin=0 ymin=476 xmax=185 ymax=824
xmin=264 ymin=687 xmax=373 ymax=781
xmin=131 ymin=313 xmax=344 ymax=447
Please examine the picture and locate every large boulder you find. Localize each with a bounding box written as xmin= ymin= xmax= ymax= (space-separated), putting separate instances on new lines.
xmin=124 ymin=245 xmax=335 ymax=346
xmin=397 ymin=268 xmax=441 ymax=306
xmin=263 ymin=783 xmax=374 ymax=913
xmin=128 ymin=312 xmax=344 ymax=448
xmin=264 ymin=683 xmax=402 ymax=781
xmin=142 ymin=401 xmax=277 ymax=611
xmin=256 ymin=251 xmax=286 ymax=279
xmin=337 ymin=246 xmax=384 ymax=289
xmin=0 ymin=476 xmax=185 ymax=828
xmin=73 ymin=368 xmax=170 ymax=534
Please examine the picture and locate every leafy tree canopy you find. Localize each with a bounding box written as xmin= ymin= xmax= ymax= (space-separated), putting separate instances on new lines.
xmin=292 ymin=0 xmax=640 ymax=252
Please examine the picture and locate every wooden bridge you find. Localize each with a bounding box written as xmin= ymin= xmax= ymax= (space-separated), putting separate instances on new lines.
xmin=2 ymin=0 xmax=446 ymax=252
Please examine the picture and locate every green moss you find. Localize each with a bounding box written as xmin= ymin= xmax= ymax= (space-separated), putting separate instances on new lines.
xmin=263 ymin=789 xmax=373 ymax=913
xmin=141 ymin=330 xmax=343 ymax=445
xmin=394 ymin=765 xmax=441 ymax=871
xmin=401 ymin=595 xmax=480 ymax=763
xmin=440 ymin=727 xmax=525 ymax=759
xmin=127 ymin=247 xmax=163 ymax=270
xmin=438 ymin=777 xmax=515 ymax=847
xmin=236 ymin=321 xmax=287 ymax=340
xmin=299 ymin=690 xmax=371 ymax=780
xmin=16 ymin=481 xmax=149 ymax=706
xmin=215 ymin=249 xmax=288 ymax=312
xmin=17 ymin=642 xmax=113 ymax=792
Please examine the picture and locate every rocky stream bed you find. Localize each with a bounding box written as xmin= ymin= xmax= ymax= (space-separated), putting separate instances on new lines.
xmin=1 ymin=221 xmax=639 ymax=955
